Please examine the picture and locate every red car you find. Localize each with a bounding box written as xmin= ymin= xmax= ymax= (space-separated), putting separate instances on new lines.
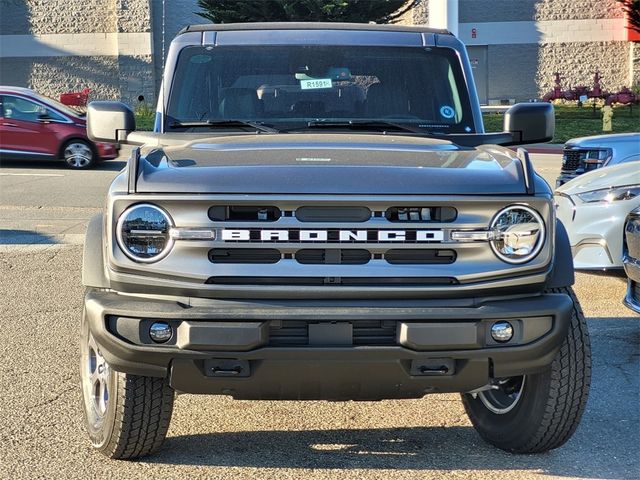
xmin=0 ymin=86 xmax=118 ymax=168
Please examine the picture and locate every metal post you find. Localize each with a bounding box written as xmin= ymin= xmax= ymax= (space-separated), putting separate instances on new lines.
xmin=428 ymin=0 xmax=459 ymax=36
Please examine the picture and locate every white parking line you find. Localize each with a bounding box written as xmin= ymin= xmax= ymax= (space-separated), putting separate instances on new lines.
xmin=0 ymin=172 xmax=65 ymax=177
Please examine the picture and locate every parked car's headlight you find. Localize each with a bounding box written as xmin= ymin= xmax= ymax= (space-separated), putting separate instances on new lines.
xmin=490 ymin=205 xmax=545 ymax=264
xmin=577 ymin=185 xmax=640 ymax=203
xmin=116 ymin=204 xmax=174 ymax=262
xmin=583 ymin=149 xmax=611 ymax=161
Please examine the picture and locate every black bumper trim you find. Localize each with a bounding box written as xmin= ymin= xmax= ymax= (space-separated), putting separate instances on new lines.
xmin=84 ymin=289 xmax=574 ymax=398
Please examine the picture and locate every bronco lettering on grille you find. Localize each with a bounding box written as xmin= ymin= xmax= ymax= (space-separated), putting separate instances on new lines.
xmin=221 ymin=229 xmax=444 ymax=242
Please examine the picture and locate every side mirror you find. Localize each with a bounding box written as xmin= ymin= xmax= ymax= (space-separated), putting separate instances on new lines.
xmin=503 ymin=103 xmax=555 ymax=145
xmin=37 ymin=113 xmax=51 ymax=123
xmin=87 ymin=101 xmax=135 ymax=143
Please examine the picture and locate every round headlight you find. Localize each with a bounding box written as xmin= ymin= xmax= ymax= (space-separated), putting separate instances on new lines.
xmin=490 ymin=205 xmax=545 ymax=264
xmin=116 ymin=204 xmax=174 ymax=262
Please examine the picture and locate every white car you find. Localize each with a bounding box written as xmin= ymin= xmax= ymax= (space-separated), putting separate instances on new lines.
xmin=555 ymin=162 xmax=640 ymax=269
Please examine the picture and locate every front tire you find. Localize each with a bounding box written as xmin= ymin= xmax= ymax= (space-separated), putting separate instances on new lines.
xmin=80 ymin=312 xmax=174 ymax=459
xmin=462 ymin=287 xmax=591 ymax=453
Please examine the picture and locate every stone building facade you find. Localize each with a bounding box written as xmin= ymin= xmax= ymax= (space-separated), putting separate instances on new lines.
xmin=0 ymin=0 xmax=156 ymax=104
xmin=451 ymin=0 xmax=634 ymax=103
xmin=0 ymin=0 xmax=637 ymax=105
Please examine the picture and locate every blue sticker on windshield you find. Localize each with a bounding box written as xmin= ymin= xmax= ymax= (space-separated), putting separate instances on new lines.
xmin=440 ymin=105 xmax=455 ymax=119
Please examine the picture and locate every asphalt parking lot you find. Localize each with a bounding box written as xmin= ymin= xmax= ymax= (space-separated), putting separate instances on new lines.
xmin=0 ymin=151 xmax=638 ymax=480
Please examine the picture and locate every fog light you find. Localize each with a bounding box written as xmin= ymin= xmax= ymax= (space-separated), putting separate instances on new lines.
xmin=149 ymin=322 xmax=172 ymax=343
xmin=491 ymin=321 xmax=514 ymax=343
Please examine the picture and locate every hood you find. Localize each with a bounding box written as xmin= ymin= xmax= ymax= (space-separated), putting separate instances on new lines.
xmin=565 ymin=132 xmax=640 ymax=147
xmin=135 ymin=134 xmax=528 ymax=195
xmin=556 ymin=162 xmax=640 ymax=196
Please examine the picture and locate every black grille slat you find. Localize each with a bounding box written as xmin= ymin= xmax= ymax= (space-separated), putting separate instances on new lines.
xmin=385 ymin=206 xmax=457 ymax=222
xmin=209 ymin=248 xmax=281 ymax=264
xmin=269 ymin=320 xmax=397 ymax=346
xmin=295 ymin=206 xmax=371 ymax=222
xmin=205 ymin=276 xmax=458 ymax=286
xmin=295 ymin=249 xmax=371 ymax=265
xmin=209 ymin=205 xmax=281 ymax=222
xmin=562 ymin=150 xmax=582 ymax=172
xmin=385 ymin=249 xmax=456 ymax=264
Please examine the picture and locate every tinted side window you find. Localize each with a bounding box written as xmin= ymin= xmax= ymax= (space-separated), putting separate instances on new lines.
xmin=43 ymin=107 xmax=66 ymax=122
xmin=3 ymin=96 xmax=45 ymax=122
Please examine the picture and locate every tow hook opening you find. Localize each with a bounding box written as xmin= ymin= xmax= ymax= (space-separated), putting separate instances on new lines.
xmin=410 ymin=358 xmax=455 ymax=376
xmin=204 ymin=359 xmax=251 ymax=377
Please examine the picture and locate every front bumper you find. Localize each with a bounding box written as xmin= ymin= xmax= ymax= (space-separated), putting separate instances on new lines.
xmin=96 ymin=141 xmax=118 ymax=159
xmin=555 ymin=193 xmax=634 ymax=269
xmin=623 ymin=255 xmax=640 ymax=314
xmin=556 ymin=172 xmax=579 ymax=188
xmin=84 ymin=289 xmax=574 ymax=400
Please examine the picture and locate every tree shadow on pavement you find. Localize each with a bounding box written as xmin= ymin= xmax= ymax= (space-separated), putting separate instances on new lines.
xmin=147 ymin=424 xmax=631 ymax=478
xmin=0 ymin=229 xmax=57 ymax=245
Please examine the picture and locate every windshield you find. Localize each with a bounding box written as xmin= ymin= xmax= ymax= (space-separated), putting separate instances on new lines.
xmin=166 ymin=45 xmax=474 ymax=133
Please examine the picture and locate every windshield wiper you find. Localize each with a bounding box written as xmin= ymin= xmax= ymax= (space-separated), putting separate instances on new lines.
xmin=282 ymin=120 xmax=424 ymax=134
xmin=169 ymin=120 xmax=278 ymax=133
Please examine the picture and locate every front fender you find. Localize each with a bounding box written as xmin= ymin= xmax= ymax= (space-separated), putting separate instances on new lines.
xmin=82 ymin=213 xmax=109 ymax=288
xmin=546 ymin=219 xmax=575 ymax=289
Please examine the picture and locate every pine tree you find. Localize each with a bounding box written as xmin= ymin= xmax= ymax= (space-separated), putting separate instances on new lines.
xmin=196 ymin=0 xmax=418 ymax=24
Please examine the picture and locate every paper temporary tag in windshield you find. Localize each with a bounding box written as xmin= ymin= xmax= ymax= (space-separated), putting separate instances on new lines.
xmin=300 ymin=78 xmax=333 ymax=90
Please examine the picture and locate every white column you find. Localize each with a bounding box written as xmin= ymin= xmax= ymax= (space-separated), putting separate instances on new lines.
xmin=428 ymin=0 xmax=459 ymax=37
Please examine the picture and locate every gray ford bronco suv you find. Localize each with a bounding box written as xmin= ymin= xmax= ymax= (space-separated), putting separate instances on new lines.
xmin=82 ymin=23 xmax=590 ymax=459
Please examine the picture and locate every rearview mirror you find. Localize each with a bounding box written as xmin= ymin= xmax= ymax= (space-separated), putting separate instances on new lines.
xmin=87 ymin=101 xmax=135 ymax=143
xmin=503 ymin=103 xmax=555 ymax=145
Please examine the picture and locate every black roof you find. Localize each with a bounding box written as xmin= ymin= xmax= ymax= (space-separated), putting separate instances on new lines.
xmin=180 ymin=22 xmax=450 ymax=36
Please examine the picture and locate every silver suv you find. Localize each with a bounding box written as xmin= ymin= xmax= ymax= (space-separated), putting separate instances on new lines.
xmin=80 ymin=23 xmax=590 ymax=459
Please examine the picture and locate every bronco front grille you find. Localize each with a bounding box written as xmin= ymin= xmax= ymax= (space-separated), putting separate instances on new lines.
xmin=109 ymin=194 xmax=553 ymax=293
xmin=190 ymin=196 xmax=549 ymax=288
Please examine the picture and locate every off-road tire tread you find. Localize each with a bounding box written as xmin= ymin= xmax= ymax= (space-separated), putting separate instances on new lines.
xmin=463 ymin=286 xmax=591 ymax=453
xmin=524 ymin=287 xmax=591 ymax=452
xmin=104 ymin=373 xmax=174 ymax=459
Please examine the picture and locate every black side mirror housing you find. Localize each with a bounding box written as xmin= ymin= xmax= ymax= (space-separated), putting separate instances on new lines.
xmin=503 ymin=102 xmax=555 ymax=145
xmin=87 ymin=101 xmax=136 ymax=143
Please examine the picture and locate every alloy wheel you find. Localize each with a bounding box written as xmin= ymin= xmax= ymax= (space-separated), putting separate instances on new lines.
xmin=64 ymin=142 xmax=93 ymax=168
xmin=477 ymin=376 xmax=526 ymax=414
xmin=82 ymin=333 xmax=110 ymax=418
